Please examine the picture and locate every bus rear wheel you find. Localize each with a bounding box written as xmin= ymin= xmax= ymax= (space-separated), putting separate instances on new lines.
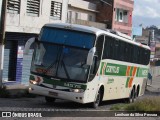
xmin=91 ymin=89 xmax=101 ymax=108
xmin=128 ymin=88 xmax=135 ymax=103
xmin=45 ymin=96 xmax=56 ymax=104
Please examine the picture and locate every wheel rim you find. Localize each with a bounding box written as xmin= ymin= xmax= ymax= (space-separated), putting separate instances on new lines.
xmin=95 ymin=92 xmax=100 ymax=106
xmin=130 ymin=89 xmax=134 ymax=103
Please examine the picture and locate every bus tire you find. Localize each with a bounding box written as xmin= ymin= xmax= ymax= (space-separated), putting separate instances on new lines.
xmin=127 ymin=88 xmax=135 ymax=103
xmin=91 ymin=89 xmax=101 ymax=108
xmin=134 ymin=89 xmax=137 ymax=102
xmin=45 ymin=96 xmax=56 ymax=104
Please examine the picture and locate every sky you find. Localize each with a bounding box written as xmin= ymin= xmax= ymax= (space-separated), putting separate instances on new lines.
xmin=133 ymin=0 xmax=160 ymax=28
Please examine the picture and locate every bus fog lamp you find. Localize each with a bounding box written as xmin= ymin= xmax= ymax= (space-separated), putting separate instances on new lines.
xmin=70 ymin=89 xmax=84 ymax=93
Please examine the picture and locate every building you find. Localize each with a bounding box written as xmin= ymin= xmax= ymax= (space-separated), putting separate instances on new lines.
xmin=84 ymin=0 xmax=134 ymax=36
xmin=3 ymin=0 xmax=134 ymax=85
xmin=135 ymin=29 xmax=150 ymax=44
xmin=113 ymin=0 xmax=133 ymax=36
xmin=3 ymin=0 xmax=68 ymax=84
xmin=3 ymin=0 xmax=106 ymax=85
xmin=67 ymin=0 xmax=106 ymax=29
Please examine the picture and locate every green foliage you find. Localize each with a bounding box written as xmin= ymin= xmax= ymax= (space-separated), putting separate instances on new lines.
xmin=110 ymin=104 xmax=127 ymax=110
xmin=125 ymin=97 xmax=160 ymax=111
xmin=110 ymin=97 xmax=160 ymax=111
xmin=0 ymin=86 xmax=10 ymax=98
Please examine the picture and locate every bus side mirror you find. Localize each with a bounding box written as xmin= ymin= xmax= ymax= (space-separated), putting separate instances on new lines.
xmin=87 ymin=47 xmax=96 ymax=66
xmin=24 ymin=37 xmax=36 ymax=55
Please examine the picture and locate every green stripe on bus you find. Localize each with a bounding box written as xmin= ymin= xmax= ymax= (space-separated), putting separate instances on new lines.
xmin=100 ymin=62 xmax=127 ymax=76
xmin=43 ymin=77 xmax=87 ymax=90
xmin=136 ymin=68 xmax=148 ymax=77
xmin=125 ymin=77 xmax=130 ymax=88
xmin=129 ymin=66 xmax=133 ymax=76
xmin=100 ymin=62 xmax=105 ymax=75
xmin=100 ymin=62 xmax=148 ymax=77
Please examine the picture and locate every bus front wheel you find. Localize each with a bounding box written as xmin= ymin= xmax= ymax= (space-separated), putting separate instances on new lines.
xmin=45 ymin=96 xmax=56 ymax=104
xmin=91 ymin=89 xmax=101 ymax=108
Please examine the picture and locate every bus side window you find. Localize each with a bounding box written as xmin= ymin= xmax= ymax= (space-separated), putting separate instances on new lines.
xmin=96 ymin=35 xmax=105 ymax=60
xmin=137 ymin=47 xmax=141 ymax=64
xmin=103 ymin=36 xmax=115 ymax=59
xmin=119 ymin=41 xmax=125 ymax=61
xmin=146 ymin=50 xmax=150 ymax=65
xmin=113 ymin=39 xmax=119 ymax=60
xmin=88 ymin=35 xmax=104 ymax=82
xmin=124 ymin=43 xmax=129 ymax=62
xmin=133 ymin=45 xmax=138 ymax=63
xmin=110 ymin=37 xmax=115 ymax=59
xmin=128 ymin=44 xmax=133 ymax=62
xmin=103 ymin=36 xmax=110 ymax=59
xmin=139 ymin=47 xmax=143 ymax=64
xmin=142 ymin=48 xmax=150 ymax=65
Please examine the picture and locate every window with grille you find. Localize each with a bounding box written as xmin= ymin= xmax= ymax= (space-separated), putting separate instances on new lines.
xmin=50 ymin=1 xmax=62 ymax=20
xmin=27 ymin=0 xmax=40 ymax=17
xmin=7 ymin=0 xmax=20 ymax=14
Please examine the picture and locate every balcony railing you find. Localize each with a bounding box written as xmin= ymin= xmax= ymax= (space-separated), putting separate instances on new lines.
xmin=67 ymin=19 xmax=106 ymax=29
xmin=114 ymin=21 xmax=132 ymax=27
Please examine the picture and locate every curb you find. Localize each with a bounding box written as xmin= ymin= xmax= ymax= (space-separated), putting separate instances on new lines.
xmin=145 ymin=89 xmax=160 ymax=96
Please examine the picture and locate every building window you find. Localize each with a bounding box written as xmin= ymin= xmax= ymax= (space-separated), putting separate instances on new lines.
xmin=7 ymin=0 xmax=20 ymax=14
xmin=27 ymin=0 xmax=40 ymax=17
xmin=119 ymin=11 xmax=123 ymax=22
xmin=88 ymin=15 xmax=93 ymax=21
xmin=115 ymin=9 xmax=125 ymax=22
xmin=115 ymin=9 xmax=118 ymax=21
xmin=50 ymin=1 xmax=62 ymax=20
xmin=75 ymin=12 xmax=78 ymax=20
xmin=67 ymin=11 xmax=72 ymax=23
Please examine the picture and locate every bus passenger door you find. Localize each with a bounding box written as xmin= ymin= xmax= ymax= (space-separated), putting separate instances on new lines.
xmin=85 ymin=35 xmax=105 ymax=103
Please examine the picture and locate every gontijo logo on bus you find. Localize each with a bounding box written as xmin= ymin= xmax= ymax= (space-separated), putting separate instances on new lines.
xmin=100 ymin=62 xmax=126 ymax=76
xmin=106 ymin=65 xmax=119 ymax=73
xmin=142 ymin=70 xmax=148 ymax=76
xmin=100 ymin=62 xmax=148 ymax=77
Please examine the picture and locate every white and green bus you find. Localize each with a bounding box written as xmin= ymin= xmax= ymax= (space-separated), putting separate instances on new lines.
xmin=25 ymin=23 xmax=150 ymax=108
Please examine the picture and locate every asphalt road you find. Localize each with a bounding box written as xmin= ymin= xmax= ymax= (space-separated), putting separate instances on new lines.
xmin=0 ymin=92 xmax=159 ymax=112
xmin=0 ymin=95 xmax=124 ymax=111
xmin=0 ymin=91 xmax=160 ymax=120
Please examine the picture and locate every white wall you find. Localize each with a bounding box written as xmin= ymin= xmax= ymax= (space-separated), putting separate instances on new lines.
xmin=68 ymin=7 xmax=96 ymax=21
xmin=6 ymin=0 xmax=68 ymax=34
xmin=68 ymin=0 xmax=96 ymax=11
xmin=150 ymin=66 xmax=160 ymax=77
xmin=68 ymin=0 xmax=96 ymax=22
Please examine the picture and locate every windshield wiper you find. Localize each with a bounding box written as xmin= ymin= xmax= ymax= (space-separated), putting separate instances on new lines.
xmin=61 ymin=60 xmax=70 ymax=79
xmin=43 ymin=47 xmax=61 ymax=75
xmin=43 ymin=47 xmax=70 ymax=80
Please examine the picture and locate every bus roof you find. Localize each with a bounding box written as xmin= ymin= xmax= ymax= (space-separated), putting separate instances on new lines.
xmin=44 ymin=23 xmax=150 ymax=50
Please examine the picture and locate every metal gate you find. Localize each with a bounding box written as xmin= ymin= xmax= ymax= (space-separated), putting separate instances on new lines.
xmin=3 ymin=32 xmax=37 ymax=85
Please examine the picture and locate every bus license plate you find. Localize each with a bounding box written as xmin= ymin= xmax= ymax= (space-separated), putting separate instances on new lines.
xmin=48 ymin=91 xmax=58 ymax=96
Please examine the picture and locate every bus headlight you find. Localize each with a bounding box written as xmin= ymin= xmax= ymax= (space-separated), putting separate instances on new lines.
xmin=70 ymin=89 xmax=84 ymax=93
xmin=29 ymin=80 xmax=38 ymax=85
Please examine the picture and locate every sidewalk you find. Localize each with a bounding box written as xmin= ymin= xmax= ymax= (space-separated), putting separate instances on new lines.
xmin=146 ymin=76 xmax=160 ymax=95
xmin=2 ymin=83 xmax=29 ymax=97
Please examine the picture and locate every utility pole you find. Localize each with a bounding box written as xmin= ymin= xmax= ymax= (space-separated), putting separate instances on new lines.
xmin=0 ymin=0 xmax=7 ymax=88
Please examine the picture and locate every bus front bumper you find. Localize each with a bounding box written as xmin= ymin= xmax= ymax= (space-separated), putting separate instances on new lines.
xmin=29 ymin=84 xmax=87 ymax=104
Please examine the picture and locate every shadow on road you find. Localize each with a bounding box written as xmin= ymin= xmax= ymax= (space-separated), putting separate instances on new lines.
xmin=42 ymin=98 xmax=126 ymax=109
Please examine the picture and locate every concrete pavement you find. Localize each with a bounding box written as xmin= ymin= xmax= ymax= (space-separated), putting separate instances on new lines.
xmin=146 ymin=76 xmax=160 ymax=95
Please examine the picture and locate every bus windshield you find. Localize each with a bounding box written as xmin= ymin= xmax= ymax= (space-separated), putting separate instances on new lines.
xmin=39 ymin=27 xmax=95 ymax=49
xmin=31 ymin=42 xmax=90 ymax=82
